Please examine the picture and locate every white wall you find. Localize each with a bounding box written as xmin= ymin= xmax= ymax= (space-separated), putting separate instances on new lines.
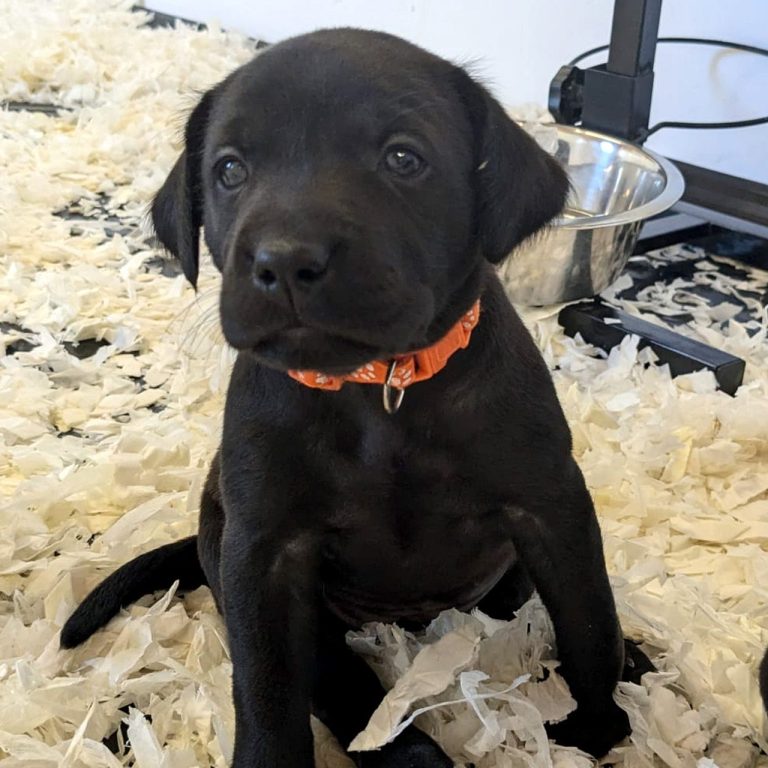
xmin=151 ymin=0 xmax=768 ymax=184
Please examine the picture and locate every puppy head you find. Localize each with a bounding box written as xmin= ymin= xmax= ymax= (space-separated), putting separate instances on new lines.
xmin=152 ymin=29 xmax=567 ymax=374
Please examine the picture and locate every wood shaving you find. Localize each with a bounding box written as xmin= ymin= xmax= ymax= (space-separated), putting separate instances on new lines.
xmin=1 ymin=3 xmax=767 ymax=766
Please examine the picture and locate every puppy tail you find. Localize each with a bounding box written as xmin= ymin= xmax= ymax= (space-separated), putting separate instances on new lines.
xmin=60 ymin=536 xmax=205 ymax=649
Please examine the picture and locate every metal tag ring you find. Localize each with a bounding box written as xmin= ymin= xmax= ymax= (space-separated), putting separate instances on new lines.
xmin=382 ymin=361 xmax=405 ymax=414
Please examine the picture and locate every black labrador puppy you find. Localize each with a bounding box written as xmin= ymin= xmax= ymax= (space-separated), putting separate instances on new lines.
xmin=62 ymin=28 xmax=650 ymax=767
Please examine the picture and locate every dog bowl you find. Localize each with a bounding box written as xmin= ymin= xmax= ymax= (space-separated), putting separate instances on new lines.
xmin=498 ymin=124 xmax=685 ymax=306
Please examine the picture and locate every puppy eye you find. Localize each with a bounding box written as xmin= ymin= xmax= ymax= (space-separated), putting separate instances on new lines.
xmin=217 ymin=157 xmax=248 ymax=189
xmin=383 ymin=146 xmax=426 ymax=178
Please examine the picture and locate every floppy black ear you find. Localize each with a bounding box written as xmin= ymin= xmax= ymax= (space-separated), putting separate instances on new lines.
xmin=151 ymin=88 xmax=218 ymax=289
xmin=453 ymin=68 xmax=570 ymax=264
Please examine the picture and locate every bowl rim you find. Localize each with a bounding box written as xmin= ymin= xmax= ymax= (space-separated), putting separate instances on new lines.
xmin=548 ymin=125 xmax=686 ymax=230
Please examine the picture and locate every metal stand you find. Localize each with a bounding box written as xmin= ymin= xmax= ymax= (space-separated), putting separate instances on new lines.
xmin=559 ymin=301 xmax=745 ymax=396
xmin=548 ymin=0 xmax=757 ymax=395
xmin=580 ymin=0 xmax=661 ymax=141
xmin=549 ymin=0 xmax=662 ymax=143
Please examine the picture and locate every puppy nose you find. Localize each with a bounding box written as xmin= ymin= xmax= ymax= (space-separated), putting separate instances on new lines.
xmin=251 ymin=241 xmax=329 ymax=299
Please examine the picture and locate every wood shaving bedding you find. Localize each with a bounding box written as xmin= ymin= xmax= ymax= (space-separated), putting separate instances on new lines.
xmin=0 ymin=2 xmax=766 ymax=766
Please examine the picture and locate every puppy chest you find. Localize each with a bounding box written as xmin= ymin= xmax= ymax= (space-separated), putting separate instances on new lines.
xmin=320 ymin=457 xmax=515 ymax=621
xmin=321 ymin=503 xmax=517 ymax=626
xmin=326 ymin=426 xmax=505 ymax=546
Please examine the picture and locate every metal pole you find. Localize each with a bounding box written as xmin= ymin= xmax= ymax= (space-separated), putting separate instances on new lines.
xmin=607 ymin=0 xmax=662 ymax=77
xmin=579 ymin=0 xmax=663 ymax=141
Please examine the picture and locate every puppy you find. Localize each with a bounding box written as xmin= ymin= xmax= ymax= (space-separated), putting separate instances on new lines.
xmin=62 ymin=28 xmax=649 ymax=767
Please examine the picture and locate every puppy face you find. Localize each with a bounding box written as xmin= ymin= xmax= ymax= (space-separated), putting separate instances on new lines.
xmin=152 ymin=29 xmax=568 ymax=374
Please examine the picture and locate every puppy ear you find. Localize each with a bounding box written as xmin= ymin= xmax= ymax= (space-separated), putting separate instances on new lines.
xmin=453 ymin=69 xmax=570 ymax=264
xmin=151 ymin=89 xmax=217 ymax=289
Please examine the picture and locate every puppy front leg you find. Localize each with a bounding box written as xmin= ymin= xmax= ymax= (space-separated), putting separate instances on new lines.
xmin=221 ymin=522 xmax=318 ymax=768
xmin=506 ymin=458 xmax=627 ymax=757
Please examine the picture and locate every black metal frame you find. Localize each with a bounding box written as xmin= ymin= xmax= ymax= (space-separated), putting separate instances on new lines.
xmin=580 ymin=0 xmax=662 ymax=141
xmin=559 ymin=301 xmax=745 ymax=396
xmin=549 ymin=0 xmax=768 ymax=231
xmin=548 ymin=0 xmax=768 ymax=394
xmin=672 ymin=160 xmax=768 ymax=229
xmin=549 ymin=0 xmax=662 ymax=142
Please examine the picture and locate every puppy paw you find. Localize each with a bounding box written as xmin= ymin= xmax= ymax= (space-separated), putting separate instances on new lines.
xmin=546 ymin=641 xmax=652 ymax=758
xmin=353 ymin=728 xmax=452 ymax=767
xmin=622 ymin=638 xmax=655 ymax=685
xmin=546 ymin=702 xmax=630 ymax=758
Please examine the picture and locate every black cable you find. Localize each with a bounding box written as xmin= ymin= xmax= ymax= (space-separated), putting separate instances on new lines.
xmin=645 ymin=115 xmax=768 ymax=137
xmin=568 ymin=43 xmax=612 ymax=66
xmin=568 ymin=37 xmax=768 ymax=66
xmin=567 ymin=37 xmax=768 ymax=135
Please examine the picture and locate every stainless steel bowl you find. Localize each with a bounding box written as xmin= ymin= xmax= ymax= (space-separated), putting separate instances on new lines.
xmin=498 ymin=124 xmax=685 ymax=306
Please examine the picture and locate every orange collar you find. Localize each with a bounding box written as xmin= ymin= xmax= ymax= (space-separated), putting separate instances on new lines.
xmin=288 ymin=300 xmax=481 ymax=413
